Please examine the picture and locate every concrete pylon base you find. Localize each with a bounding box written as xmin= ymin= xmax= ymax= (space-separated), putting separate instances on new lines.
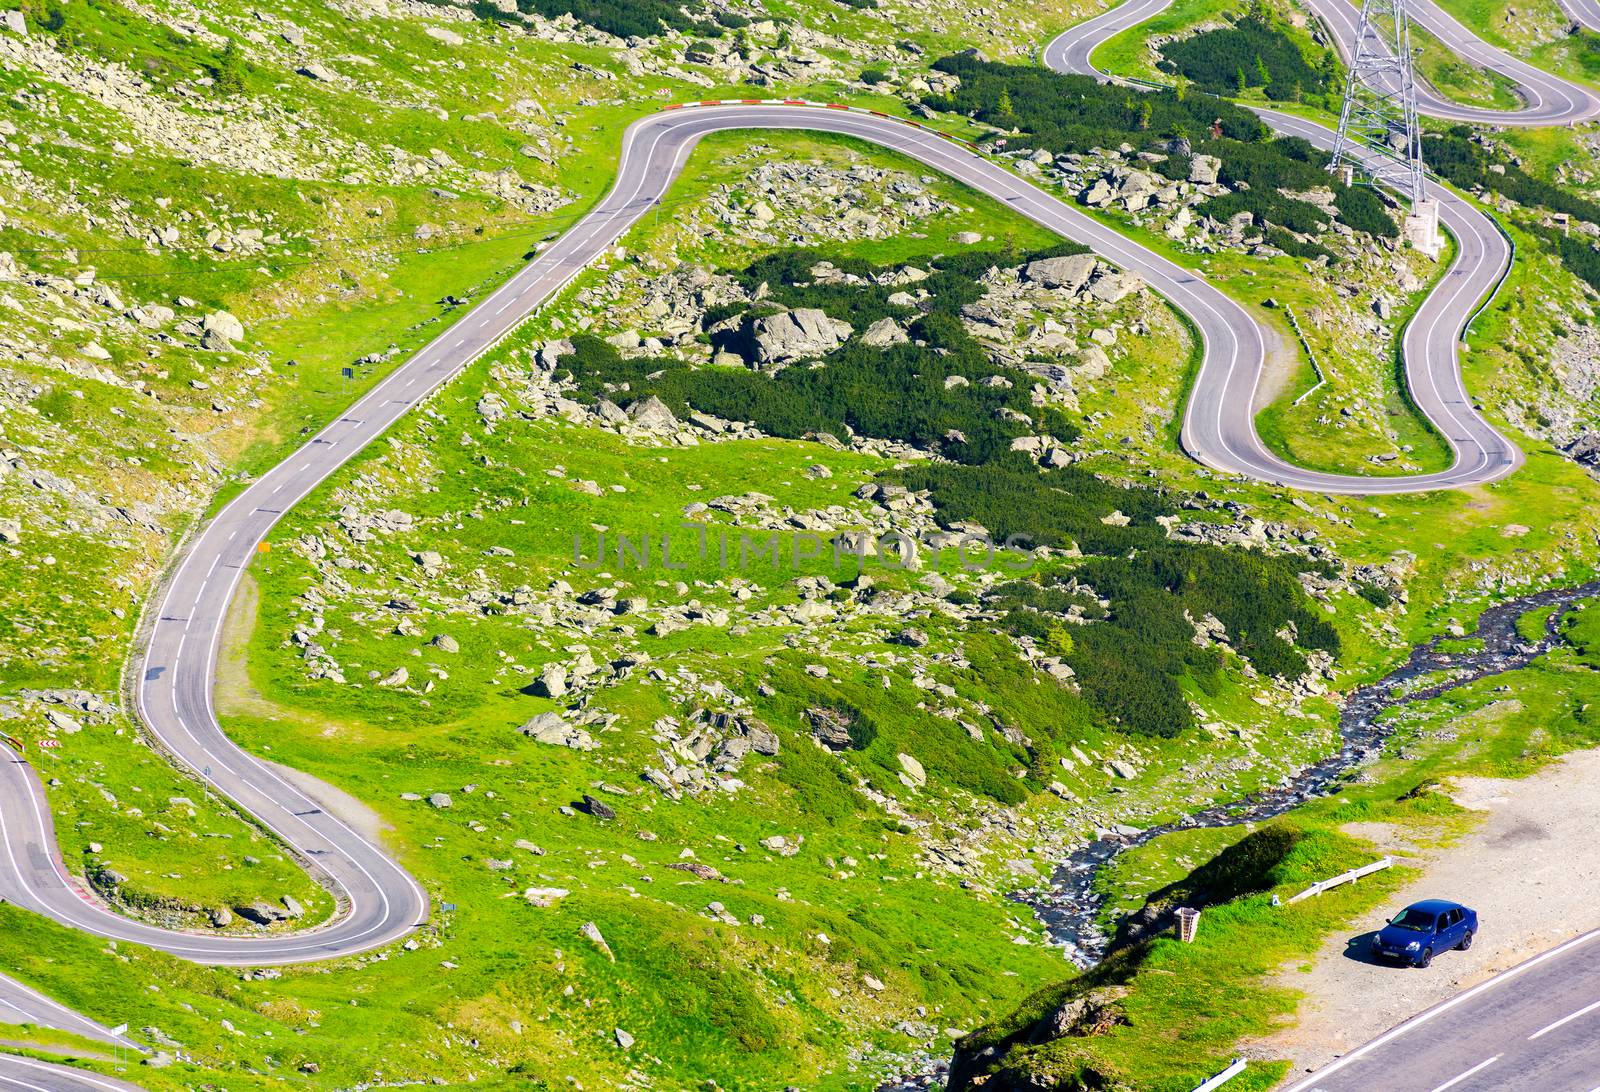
xmin=1404 ymin=198 xmax=1444 ymax=260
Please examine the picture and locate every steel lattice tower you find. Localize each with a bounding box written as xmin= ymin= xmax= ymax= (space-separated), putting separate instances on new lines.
xmin=1328 ymin=0 xmax=1427 ymax=207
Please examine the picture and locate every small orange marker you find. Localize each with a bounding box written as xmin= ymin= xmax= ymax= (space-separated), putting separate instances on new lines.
xmin=257 ymin=542 xmax=271 ymax=554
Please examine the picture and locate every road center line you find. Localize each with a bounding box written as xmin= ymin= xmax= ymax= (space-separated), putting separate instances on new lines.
xmin=1428 ymin=1055 xmax=1499 ymax=1092
xmin=1529 ymin=997 xmax=1600 ymax=1040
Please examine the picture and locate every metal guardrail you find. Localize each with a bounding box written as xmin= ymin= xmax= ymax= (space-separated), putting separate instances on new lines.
xmin=1284 ymin=855 xmax=1394 ymax=905
xmin=1191 ymin=1057 xmax=1248 ymax=1092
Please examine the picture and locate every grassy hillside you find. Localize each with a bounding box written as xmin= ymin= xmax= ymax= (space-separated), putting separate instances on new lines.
xmin=5 ymin=0 xmax=1600 ymax=1089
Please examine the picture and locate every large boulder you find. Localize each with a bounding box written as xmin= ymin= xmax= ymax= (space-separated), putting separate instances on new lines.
xmin=519 ymin=711 xmax=599 ymax=750
xmin=1188 ymin=153 xmax=1222 ymax=185
xmin=1087 ymin=270 xmax=1145 ymax=304
xmin=627 ymin=395 xmax=678 ymax=431
xmin=1022 ymin=254 xmax=1097 ymax=291
xmin=202 ymin=310 xmax=245 ymax=344
xmin=1116 ymin=169 xmax=1160 ymax=211
xmin=1566 ymin=432 xmax=1600 ymax=466
xmin=739 ymin=308 xmax=853 ymax=365
xmin=860 ymin=316 xmax=909 ymax=348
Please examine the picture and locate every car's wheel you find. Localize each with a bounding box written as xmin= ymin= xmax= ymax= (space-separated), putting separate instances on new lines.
xmin=1458 ymin=931 xmax=1474 ymax=951
xmin=1416 ymin=947 xmax=1434 ymax=968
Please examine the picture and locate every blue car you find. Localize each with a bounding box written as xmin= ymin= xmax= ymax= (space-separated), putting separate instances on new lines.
xmin=1371 ymin=899 xmax=1478 ymax=967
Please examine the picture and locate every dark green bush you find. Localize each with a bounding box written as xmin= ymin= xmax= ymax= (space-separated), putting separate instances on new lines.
xmin=556 ymin=248 xmax=1081 ymax=463
xmin=1159 ymin=15 xmax=1333 ymax=101
xmin=898 ymin=460 xmax=1337 ymax=737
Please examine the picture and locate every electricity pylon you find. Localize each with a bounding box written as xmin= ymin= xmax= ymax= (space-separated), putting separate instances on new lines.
xmin=1328 ymin=0 xmax=1426 ymax=206
xmin=1327 ymin=0 xmax=1442 ymax=255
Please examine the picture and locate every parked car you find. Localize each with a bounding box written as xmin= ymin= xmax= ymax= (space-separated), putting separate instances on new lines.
xmin=1371 ymin=899 xmax=1477 ymax=967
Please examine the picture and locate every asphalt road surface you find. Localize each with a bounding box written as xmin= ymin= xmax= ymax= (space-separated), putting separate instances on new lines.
xmin=1045 ymin=0 xmax=1600 ymax=126
xmin=0 ymin=972 xmax=143 ymax=1092
xmin=1284 ymin=930 xmax=1600 ymax=1091
xmin=1559 ymin=0 xmax=1600 ymax=32
xmin=1314 ymin=0 xmax=1600 ymax=126
xmin=0 ymin=1055 xmax=142 ymax=1092
xmin=0 ymin=0 xmax=1594 ymax=1082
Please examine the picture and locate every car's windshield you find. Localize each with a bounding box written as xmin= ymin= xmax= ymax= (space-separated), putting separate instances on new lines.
xmin=1390 ymin=909 xmax=1436 ymax=932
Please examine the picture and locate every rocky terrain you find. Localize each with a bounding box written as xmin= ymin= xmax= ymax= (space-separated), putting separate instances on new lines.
xmin=6 ymin=0 xmax=1600 ymax=1089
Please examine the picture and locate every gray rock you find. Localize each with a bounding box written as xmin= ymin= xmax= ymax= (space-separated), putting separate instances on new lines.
xmin=743 ymin=718 xmax=780 ymax=755
xmin=860 ymin=316 xmax=909 ymax=348
xmin=582 ymin=793 xmax=616 ymax=820
xmin=1188 ymin=154 xmax=1221 ymax=185
xmin=806 ymin=706 xmax=855 ymax=749
xmin=202 ymin=310 xmax=245 ymax=345
xmin=428 ymin=792 xmax=453 ymax=809
xmin=744 ymin=308 xmax=853 ymax=364
xmin=582 ymin=921 xmax=616 ymax=961
xmin=1023 ymin=254 xmax=1097 ymax=291
xmin=535 ymin=662 xmax=568 ymax=698
xmin=518 ymin=711 xmax=598 ymax=750
xmin=627 ymin=395 xmax=678 ymax=431
xmin=430 ymin=634 xmax=460 ymax=653
xmin=1087 ymin=271 xmax=1144 ymax=304
xmin=235 ymin=901 xmax=287 ymax=925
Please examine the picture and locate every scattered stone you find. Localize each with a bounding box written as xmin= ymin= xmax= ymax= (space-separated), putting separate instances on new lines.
xmin=523 ymin=887 xmax=569 ymax=907
xmin=581 ymin=920 xmax=615 ymax=961
xmin=518 ymin=711 xmax=599 ymax=750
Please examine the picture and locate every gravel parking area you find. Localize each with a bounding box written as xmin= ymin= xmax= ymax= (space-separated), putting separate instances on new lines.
xmin=1252 ymin=746 xmax=1600 ymax=1084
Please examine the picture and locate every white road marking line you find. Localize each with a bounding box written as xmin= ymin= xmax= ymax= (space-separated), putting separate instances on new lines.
xmin=0 ymin=1055 xmax=136 ymax=1092
xmin=1428 ymin=1055 xmax=1499 ymax=1092
xmin=1528 ymin=997 xmax=1600 ymax=1040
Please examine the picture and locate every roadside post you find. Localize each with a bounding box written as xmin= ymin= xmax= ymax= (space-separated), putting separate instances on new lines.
xmin=1177 ymin=907 xmax=1201 ymax=943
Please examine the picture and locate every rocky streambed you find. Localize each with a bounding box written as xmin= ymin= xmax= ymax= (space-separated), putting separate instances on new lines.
xmin=1028 ymin=578 xmax=1600 ymax=966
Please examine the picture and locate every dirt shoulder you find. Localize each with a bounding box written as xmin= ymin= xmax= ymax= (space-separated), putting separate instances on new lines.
xmin=1253 ymin=746 xmax=1600 ymax=1084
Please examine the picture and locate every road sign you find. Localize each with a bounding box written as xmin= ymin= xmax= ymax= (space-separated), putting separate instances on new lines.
xmin=108 ymin=1022 xmax=128 ymax=1037
xmin=441 ymin=902 xmax=457 ymax=912
xmin=36 ymin=739 xmax=61 ymax=750
xmin=257 ymin=541 xmax=271 ymax=553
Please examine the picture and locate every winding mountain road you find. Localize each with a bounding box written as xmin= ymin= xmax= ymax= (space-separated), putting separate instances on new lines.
xmin=1559 ymin=0 xmax=1600 ymax=33
xmin=2 ymin=0 xmax=1597 ymax=1085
